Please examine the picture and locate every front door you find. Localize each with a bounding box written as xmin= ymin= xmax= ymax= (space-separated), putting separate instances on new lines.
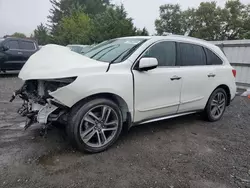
xmin=133 ymin=41 xmax=182 ymax=123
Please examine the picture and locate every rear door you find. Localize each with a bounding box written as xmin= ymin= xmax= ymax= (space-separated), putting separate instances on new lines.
xmin=177 ymin=42 xmax=216 ymax=113
xmin=19 ymin=40 xmax=37 ymax=62
xmin=1 ymin=39 xmax=25 ymax=70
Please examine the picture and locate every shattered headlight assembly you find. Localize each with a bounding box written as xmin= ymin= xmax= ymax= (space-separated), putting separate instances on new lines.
xmin=43 ymin=76 xmax=77 ymax=94
xmin=10 ymin=77 xmax=77 ymax=103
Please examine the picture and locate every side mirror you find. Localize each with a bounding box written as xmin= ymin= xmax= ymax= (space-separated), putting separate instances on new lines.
xmin=138 ymin=57 xmax=158 ymax=71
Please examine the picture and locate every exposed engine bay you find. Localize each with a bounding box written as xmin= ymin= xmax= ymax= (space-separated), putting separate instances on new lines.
xmin=10 ymin=78 xmax=76 ymax=131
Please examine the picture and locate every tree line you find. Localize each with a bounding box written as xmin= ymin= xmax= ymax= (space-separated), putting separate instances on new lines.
xmin=155 ymin=0 xmax=250 ymax=40
xmin=8 ymin=0 xmax=250 ymax=45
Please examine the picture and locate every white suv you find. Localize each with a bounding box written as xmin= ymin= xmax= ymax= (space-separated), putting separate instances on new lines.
xmin=13 ymin=35 xmax=236 ymax=153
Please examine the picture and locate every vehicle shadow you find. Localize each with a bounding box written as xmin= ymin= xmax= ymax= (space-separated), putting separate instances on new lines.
xmin=123 ymin=113 xmax=203 ymax=139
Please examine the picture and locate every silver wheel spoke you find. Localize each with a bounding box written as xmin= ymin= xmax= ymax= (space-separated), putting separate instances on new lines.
xmin=105 ymin=108 xmax=111 ymax=123
xmin=216 ymin=107 xmax=221 ymax=115
xmin=81 ymin=128 xmax=97 ymax=143
xmin=101 ymin=106 xmax=111 ymax=123
xmin=103 ymin=127 xmax=117 ymax=131
xmin=219 ymin=98 xmax=225 ymax=105
xmin=211 ymin=107 xmax=217 ymax=116
xmin=217 ymin=93 xmax=221 ymax=101
xmin=84 ymin=116 xmax=96 ymax=125
xmin=211 ymin=99 xmax=218 ymax=107
xmin=97 ymin=132 xmax=101 ymax=146
xmin=101 ymin=106 xmax=107 ymax=120
xmin=105 ymin=120 xmax=118 ymax=127
xmin=89 ymin=111 xmax=100 ymax=121
xmin=100 ymin=131 xmax=107 ymax=144
xmin=218 ymin=103 xmax=225 ymax=109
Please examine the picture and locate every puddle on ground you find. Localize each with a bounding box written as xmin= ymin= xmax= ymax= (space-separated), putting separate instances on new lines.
xmin=0 ymin=122 xmax=13 ymax=128
xmin=37 ymin=150 xmax=83 ymax=168
xmin=0 ymin=122 xmax=27 ymax=130
xmin=0 ymin=131 xmax=24 ymax=142
xmin=19 ymin=122 xmax=26 ymax=128
xmin=37 ymin=155 xmax=57 ymax=166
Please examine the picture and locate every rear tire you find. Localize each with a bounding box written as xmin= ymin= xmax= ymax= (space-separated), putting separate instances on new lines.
xmin=204 ymin=88 xmax=228 ymax=122
xmin=67 ymin=98 xmax=123 ymax=153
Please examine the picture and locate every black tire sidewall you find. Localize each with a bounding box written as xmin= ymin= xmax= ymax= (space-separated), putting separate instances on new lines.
xmin=68 ymin=98 xmax=123 ymax=153
xmin=205 ymin=88 xmax=227 ymax=122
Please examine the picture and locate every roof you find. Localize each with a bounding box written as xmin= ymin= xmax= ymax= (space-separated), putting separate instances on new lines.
xmin=120 ymin=35 xmax=217 ymax=50
xmin=2 ymin=37 xmax=36 ymax=42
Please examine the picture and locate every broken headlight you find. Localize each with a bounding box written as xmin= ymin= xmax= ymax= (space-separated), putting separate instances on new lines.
xmin=43 ymin=77 xmax=77 ymax=93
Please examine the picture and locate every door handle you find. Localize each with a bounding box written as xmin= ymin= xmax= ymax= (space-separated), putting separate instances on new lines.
xmin=17 ymin=52 xmax=23 ymax=55
xmin=208 ymin=73 xmax=216 ymax=77
xmin=170 ymin=75 xmax=182 ymax=81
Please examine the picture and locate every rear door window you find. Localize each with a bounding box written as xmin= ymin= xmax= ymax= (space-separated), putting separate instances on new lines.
xmin=143 ymin=41 xmax=176 ymax=67
xmin=204 ymin=48 xmax=223 ymax=65
xmin=20 ymin=41 xmax=36 ymax=50
xmin=6 ymin=40 xmax=19 ymax=50
xmin=178 ymin=43 xmax=206 ymax=66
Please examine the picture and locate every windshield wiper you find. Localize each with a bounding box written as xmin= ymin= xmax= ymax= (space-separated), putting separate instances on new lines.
xmin=90 ymin=44 xmax=119 ymax=59
xmin=119 ymin=40 xmax=147 ymax=62
xmin=96 ymin=45 xmax=120 ymax=61
xmin=106 ymin=39 xmax=147 ymax=72
xmin=108 ymin=48 xmax=131 ymax=64
xmin=111 ymin=40 xmax=147 ymax=63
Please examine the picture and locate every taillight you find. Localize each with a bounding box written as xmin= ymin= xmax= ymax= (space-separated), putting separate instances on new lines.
xmin=232 ymin=69 xmax=236 ymax=77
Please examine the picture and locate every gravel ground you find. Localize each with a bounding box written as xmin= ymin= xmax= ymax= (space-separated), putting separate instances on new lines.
xmin=0 ymin=74 xmax=250 ymax=188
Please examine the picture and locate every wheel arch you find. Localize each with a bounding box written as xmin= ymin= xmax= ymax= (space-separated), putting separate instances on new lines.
xmin=71 ymin=92 xmax=131 ymax=123
xmin=211 ymin=84 xmax=231 ymax=106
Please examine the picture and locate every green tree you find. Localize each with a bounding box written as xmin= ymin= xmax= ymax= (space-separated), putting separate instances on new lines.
xmin=89 ymin=5 xmax=138 ymax=43
xmin=155 ymin=4 xmax=185 ymax=35
xmin=135 ymin=27 xmax=149 ymax=36
xmin=220 ymin=0 xmax=249 ymax=40
xmin=155 ymin=0 xmax=250 ymax=40
xmin=11 ymin=32 xmax=26 ymax=38
xmin=48 ymin=0 xmax=110 ymax=34
xmin=54 ymin=11 xmax=92 ymax=45
xmin=190 ymin=2 xmax=222 ymax=40
xmin=33 ymin=23 xmax=51 ymax=45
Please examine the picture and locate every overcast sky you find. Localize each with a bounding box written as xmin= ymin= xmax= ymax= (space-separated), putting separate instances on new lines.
xmin=0 ymin=0 xmax=250 ymax=37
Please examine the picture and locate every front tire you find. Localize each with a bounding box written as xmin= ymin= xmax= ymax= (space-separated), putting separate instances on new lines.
xmin=204 ymin=88 xmax=228 ymax=122
xmin=67 ymin=98 xmax=123 ymax=153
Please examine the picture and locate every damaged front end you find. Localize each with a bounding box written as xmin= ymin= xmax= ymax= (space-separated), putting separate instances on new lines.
xmin=10 ymin=77 xmax=76 ymax=130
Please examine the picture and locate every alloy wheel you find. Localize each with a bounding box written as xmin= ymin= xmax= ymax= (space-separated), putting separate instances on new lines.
xmin=79 ymin=105 xmax=119 ymax=148
xmin=210 ymin=92 xmax=226 ymax=119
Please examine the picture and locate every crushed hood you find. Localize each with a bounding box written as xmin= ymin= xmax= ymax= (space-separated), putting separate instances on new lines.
xmin=19 ymin=44 xmax=108 ymax=80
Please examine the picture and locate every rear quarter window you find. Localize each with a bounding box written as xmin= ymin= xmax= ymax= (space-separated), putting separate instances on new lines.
xmin=20 ymin=41 xmax=36 ymax=50
xmin=204 ymin=48 xmax=223 ymax=65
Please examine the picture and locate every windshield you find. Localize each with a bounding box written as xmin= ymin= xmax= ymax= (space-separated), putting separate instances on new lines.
xmin=68 ymin=45 xmax=88 ymax=53
xmin=84 ymin=38 xmax=148 ymax=63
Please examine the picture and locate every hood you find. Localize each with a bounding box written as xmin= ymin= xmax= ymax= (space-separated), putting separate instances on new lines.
xmin=19 ymin=44 xmax=108 ymax=80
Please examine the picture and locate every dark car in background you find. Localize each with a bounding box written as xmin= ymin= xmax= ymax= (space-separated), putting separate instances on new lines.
xmin=0 ymin=37 xmax=39 ymax=72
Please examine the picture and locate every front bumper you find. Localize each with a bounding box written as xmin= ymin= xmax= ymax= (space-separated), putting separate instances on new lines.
xmin=11 ymin=80 xmax=66 ymax=129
